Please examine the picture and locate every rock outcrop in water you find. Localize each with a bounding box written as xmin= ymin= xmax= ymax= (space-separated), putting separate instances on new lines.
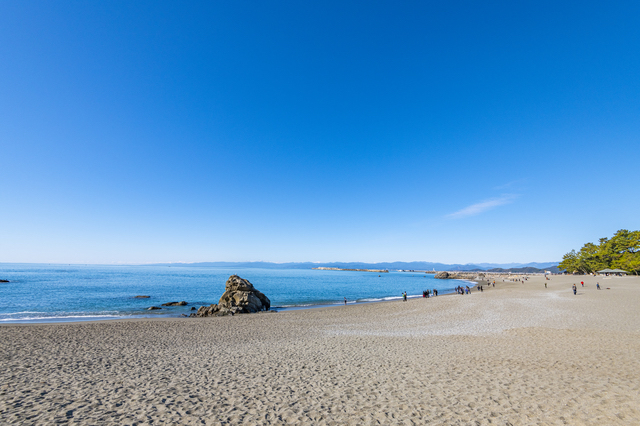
xmin=195 ymin=275 xmax=270 ymax=317
xmin=162 ymin=301 xmax=187 ymax=306
xmin=435 ymin=271 xmax=485 ymax=280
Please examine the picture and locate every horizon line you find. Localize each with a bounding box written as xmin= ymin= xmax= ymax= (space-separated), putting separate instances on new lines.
xmin=0 ymin=260 xmax=560 ymax=266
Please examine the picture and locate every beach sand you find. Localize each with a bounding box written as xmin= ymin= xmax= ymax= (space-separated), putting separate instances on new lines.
xmin=1 ymin=274 xmax=639 ymax=425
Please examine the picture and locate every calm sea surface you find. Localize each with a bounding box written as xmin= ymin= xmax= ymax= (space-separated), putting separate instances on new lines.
xmin=0 ymin=264 xmax=472 ymax=323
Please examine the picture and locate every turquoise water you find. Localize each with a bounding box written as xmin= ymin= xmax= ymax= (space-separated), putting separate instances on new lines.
xmin=0 ymin=264 xmax=470 ymax=322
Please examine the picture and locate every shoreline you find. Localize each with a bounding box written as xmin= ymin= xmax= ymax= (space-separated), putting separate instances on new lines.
xmin=1 ymin=279 xmax=477 ymax=325
xmin=0 ymin=274 xmax=485 ymax=324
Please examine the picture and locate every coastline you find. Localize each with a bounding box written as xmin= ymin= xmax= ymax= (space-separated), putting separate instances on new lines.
xmin=0 ymin=272 xmax=560 ymax=325
xmin=0 ymin=270 xmax=483 ymax=324
xmin=2 ymin=274 xmax=639 ymax=424
xmin=0 ymin=266 xmax=464 ymax=324
xmin=0 ymin=278 xmax=471 ymax=324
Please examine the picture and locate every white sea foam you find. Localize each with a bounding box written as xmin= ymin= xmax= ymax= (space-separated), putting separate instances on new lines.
xmin=1 ymin=315 xmax=123 ymax=322
xmin=358 ymin=294 xmax=427 ymax=302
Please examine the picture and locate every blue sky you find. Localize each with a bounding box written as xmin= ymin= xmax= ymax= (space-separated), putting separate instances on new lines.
xmin=1 ymin=1 xmax=639 ymax=264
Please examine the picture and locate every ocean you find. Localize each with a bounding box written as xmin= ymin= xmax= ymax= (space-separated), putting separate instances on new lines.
xmin=0 ymin=264 xmax=471 ymax=323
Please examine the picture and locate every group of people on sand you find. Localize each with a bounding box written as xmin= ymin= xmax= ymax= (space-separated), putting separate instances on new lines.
xmin=401 ymin=280 xmax=500 ymax=301
xmin=569 ymin=281 xmax=603 ymax=295
xmin=455 ymin=285 xmax=471 ymax=295
xmin=347 ymin=276 xmax=602 ymax=305
xmin=422 ymin=289 xmax=438 ymax=298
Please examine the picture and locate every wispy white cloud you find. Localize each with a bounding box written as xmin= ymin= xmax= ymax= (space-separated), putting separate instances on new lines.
xmin=493 ymin=178 xmax=527 ymax=191
xmin=446 ymin=194 xmax=517 ymax=219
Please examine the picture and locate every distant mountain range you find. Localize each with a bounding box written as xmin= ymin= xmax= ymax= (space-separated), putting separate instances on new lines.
xmin=149 ymin=261 xmax=561 ymax=273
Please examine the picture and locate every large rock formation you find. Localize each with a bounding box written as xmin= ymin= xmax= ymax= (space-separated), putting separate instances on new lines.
xmin=434 ymin=271 xmax=485 ymax=280
xmin=195 ymin=275 xmax=270 ymax=317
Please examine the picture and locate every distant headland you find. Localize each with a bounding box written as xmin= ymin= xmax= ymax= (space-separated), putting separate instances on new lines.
xmin=312 ymin=267 xmax=389 ymax=273
xmin=147 ymin=261 xmax=560 ymax=272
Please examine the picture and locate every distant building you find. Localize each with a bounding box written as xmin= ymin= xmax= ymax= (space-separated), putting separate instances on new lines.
xmin=596 ymin=268 xmax=628 ymax=276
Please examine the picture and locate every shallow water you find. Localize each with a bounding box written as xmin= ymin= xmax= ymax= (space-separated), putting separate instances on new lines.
xmin=0 ymin=264 xmax=468 ymax=322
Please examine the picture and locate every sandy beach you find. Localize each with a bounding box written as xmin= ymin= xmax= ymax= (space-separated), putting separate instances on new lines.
xmin=1 ymin=274 xmax=639 ymax=425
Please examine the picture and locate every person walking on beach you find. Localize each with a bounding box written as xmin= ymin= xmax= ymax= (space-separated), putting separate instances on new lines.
xmin=572 ymin=284 xmax=577 ymax=295
xmin=597 ymin=282 xmax=601 ymax=290
xmin=402 ymin=292 xmax=407 ymax=302
xmin=581 ymin=281 xmax=584 ymax=287
xmin=344 ymin=297 xmax=347 ymax=305
xmin=545 ymin=282 xmax=547 ymax=288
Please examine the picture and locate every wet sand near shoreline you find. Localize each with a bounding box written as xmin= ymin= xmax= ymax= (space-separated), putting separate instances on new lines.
xmin=1 ymin=274 xmax=639 ymax=425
